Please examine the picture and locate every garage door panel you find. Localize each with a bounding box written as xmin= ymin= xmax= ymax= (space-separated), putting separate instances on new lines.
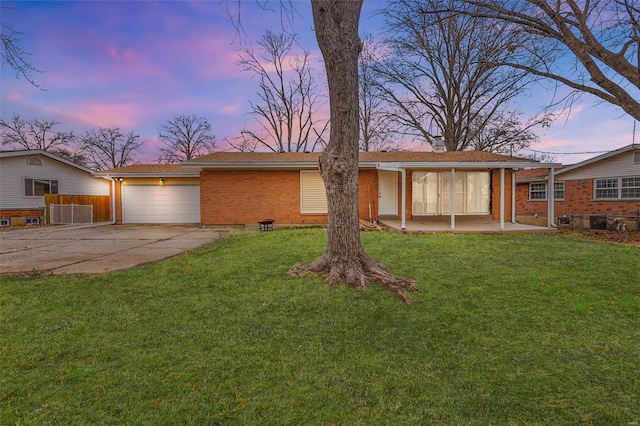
xmin=123 ymin=185 xmax=200 ymax=223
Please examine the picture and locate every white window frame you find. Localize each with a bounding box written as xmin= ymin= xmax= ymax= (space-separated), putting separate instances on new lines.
xmin=595 ymin=177 xmax=640 ymax=200
xmin=0 ymin=218 xmax=10 ymax=227
xmin=27 ymin=156 xmax=42 ymax=166
xmin=554 ymin=181 xmax=565 ymax=201
xmin=621 ymin=177 xmax=640 ymax=199
xmin=300 ymin=171 xmax=328 ymax=214
xmin=25 ymin=217 xmax=40 ymax=225
xmin=529 ymin=183 xmax=547 ymax=200
xmin=24 ymin=178 xmax=59 ymax=197
xmin=529 ymin=182 xmax=564 ymax=201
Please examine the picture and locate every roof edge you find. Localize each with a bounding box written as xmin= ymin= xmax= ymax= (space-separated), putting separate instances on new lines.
xmin=0 ymin=149 xmax=97 ymax=174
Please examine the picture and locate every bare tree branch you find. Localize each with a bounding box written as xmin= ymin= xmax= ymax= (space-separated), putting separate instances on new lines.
xmin=79 ymin=127 xmax=143 ymax=171
xmin=158 ymin=114 xmax=216 ymax=163
xmin=0 ymin=114 xmax=74 ymax=151
xmin=1 ymin=6 xmax=43 ymax=88
xmin=237 ymin=29 xmax=327 ymax=152
xmin=453 ymin=0 xmax=640 ymax=120
xmin=376 ymin=0 xmax=550 ymax=152
xmin=359 ymin=35 xmax=402 ymax=151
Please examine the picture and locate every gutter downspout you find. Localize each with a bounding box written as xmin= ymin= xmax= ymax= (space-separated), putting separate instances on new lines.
xmin=511 ymin=170 xmax=516 ymax=224
xmin=500 ymin=168 xmax=505 ymax=230
xmin=110 ymin=177 xmax=116 ymax=225
xmin=450 ymin=168 xmax=456 ymax=231
xmin=548 ymin=167 xmax=555 ymax=227
xmin=400 ymin=168 xmax=406 ymax=231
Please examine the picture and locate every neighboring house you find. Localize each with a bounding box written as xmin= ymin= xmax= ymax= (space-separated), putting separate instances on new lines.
xmin=0 ymin=150 xmax=110 ymax=226
xmin=516 ymin=144 xmax=640 ymax=229
xmin=99 ymin=151 xmax=555 ymax=230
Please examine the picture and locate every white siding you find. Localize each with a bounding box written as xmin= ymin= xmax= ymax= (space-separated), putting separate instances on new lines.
xmin=560 ymin=150 xmax=640 ymax=180
xmin=122 ymin=185 xmax=200 ymax=223
xmin=0 ymin=154 xmax=109 ymax=210
xmin=300 ymin=171 xmax=327 ymax=214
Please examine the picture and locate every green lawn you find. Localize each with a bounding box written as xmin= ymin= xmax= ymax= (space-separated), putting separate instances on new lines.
xmin=1 ymin=230 xmax=639 ymax=425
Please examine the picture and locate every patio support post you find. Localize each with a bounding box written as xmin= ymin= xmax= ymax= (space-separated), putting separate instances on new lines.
xmin=511 ymin=170 xmax=516 ymax=223
xmin=110 ymin=177 xmax=117 ymax=225
xmin=400 ymin=168 xmax=406 ymax=231
xmin=450 ymin=168 xmax=456 ymax=230
xmin=500 ymin=168 xmax=505 ymax=230
xmin=548 ymin=167 xmax=555 ymax=227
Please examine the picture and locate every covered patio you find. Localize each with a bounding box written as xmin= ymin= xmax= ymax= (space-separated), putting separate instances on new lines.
xmin=374 ymin=158 xmax=561 ymax=232
xmin=379 ymin=215 xmax=557 ymax=234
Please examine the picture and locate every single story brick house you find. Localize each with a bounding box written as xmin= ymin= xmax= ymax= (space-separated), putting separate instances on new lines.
xmin=515 ymin=144 xmax=640 ymax=229
xmin=98 ymin=151 xmax=556 ymax=230
xmin=0 ymin=150 xmax=110 ymax=226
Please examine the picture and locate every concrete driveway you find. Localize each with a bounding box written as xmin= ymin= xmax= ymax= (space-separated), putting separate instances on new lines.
xmin=0 ymin=223 xmax=227 ymax=275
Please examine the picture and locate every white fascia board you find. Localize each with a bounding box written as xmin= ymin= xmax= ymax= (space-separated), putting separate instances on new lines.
xmin=182 ymin=161 xmax=319 ymax=169
xmin=1 ymin=149 xmax=98 ymax=174
xmin=516 ymin=176 xmax=549 ymax=183
xmin=93 ymin=172 xmax=200 ymax=178
xmin=375 ymin=161 xmax=561 ymax=169
xmin=182 ymin=160 xmax=562 ymax=170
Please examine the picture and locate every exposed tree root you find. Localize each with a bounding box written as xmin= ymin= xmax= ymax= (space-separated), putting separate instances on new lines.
xmin=287 ymin=251 xmax=418 ymax=304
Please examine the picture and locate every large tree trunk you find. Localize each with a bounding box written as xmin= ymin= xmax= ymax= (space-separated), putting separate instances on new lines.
xmin=288 ymin=0 xmax=417 ymax=304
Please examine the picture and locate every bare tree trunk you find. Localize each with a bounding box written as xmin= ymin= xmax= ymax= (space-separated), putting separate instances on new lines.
xmin=288 ymin=0 xmax=417 ymax=304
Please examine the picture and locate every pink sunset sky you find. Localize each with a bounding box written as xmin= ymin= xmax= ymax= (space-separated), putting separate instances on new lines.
xmin=1 ymin=0 xmax=638 ymax=165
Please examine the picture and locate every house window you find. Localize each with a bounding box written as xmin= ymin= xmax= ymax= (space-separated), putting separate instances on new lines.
xmin=595 ymin=178 xmax=618 ymax=199
xmin=529 ymin=182 xmax=564 ymax=200
xmin=300 ymin=171 xmax=327 ymax=214
xmin=0 ymin=218 xmax=10 ymax=227
xmin=24 ymin=178 xmax=59 ymax=197
xmin=25 ymin=217 xmax=40 ymax=225
xmin=621 ymin=177 xmax=640 ymax=199
xmin=529 ymin=183 xmax=547 ymax=200
xmin=554 ymin=182 xmax=565 ymax=200
xmin=634 ymin=151 xmax=640 ymax=164
xmin=27 ymin=156 xmax=42 ymax=166
xmin=595 ymin=177 xmax=640 ymax=199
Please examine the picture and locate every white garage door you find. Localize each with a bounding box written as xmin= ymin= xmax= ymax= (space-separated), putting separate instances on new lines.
xmin=122 ymin=185 xmax=200 ymax=223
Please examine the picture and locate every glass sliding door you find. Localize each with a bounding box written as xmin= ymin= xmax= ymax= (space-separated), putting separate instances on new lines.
xmin=412 ymin=171 xmax=490 ymax=215
xmin=466 ymin=172 xmax=490 ymax=214
xmin=441 ymin=171 xmax=466 ymax=215
xmin=412 ymin=172 xmax=438 ymax=215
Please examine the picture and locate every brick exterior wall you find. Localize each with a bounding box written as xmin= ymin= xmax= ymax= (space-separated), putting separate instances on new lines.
xmin=0 ymin=208 xmax=45 ymax=218
xmin=0 ymin=209 xmax=45 ymax=227
xmin=516 ymin=178 xmax=640 ymax=218
xmin=199 ymin=169 xmax=391 ymax=225
xmin=490 ymin=169 xmax=513 ymax=221
xmin=358 ymin=170 xmax=378 ymax=222
xmin=200 ymin=169 xmax=329 ymax=225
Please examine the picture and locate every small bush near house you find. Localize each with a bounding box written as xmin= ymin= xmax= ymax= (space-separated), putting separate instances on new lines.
xmin=1 ymin=230 xmax=639 ymax=424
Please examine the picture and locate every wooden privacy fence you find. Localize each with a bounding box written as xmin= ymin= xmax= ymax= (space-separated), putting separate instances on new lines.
xmin=45 ymin=194 xmax=111 ymax=223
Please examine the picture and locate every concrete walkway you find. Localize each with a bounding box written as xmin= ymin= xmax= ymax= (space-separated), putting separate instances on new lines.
xmin=0 ymin=223 xmax=228 ymax=275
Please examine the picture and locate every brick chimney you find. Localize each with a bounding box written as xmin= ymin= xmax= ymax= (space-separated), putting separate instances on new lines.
xmin=433 ymin=136 xmax=446 ymax=153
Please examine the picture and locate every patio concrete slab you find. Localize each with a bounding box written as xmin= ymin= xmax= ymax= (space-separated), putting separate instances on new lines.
xmin=380 ymin=216 xmax=557 ymax=234
xmin=0 ymin=223 xmax=228 ymax=275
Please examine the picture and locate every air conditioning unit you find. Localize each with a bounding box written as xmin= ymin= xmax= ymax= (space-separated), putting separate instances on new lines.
xmin=589 ymin=215 xmax=607 ymax=230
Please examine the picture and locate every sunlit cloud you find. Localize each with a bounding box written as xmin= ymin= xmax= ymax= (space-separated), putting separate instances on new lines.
xmin=69 ymin=102 xmax=141 ymax=129
xmin=4 ymin=93 xmax=24 ymax=101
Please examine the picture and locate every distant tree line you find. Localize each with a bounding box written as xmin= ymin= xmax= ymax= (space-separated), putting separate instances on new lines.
xmin=0 ymin=113 xmax=216 ymax=171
